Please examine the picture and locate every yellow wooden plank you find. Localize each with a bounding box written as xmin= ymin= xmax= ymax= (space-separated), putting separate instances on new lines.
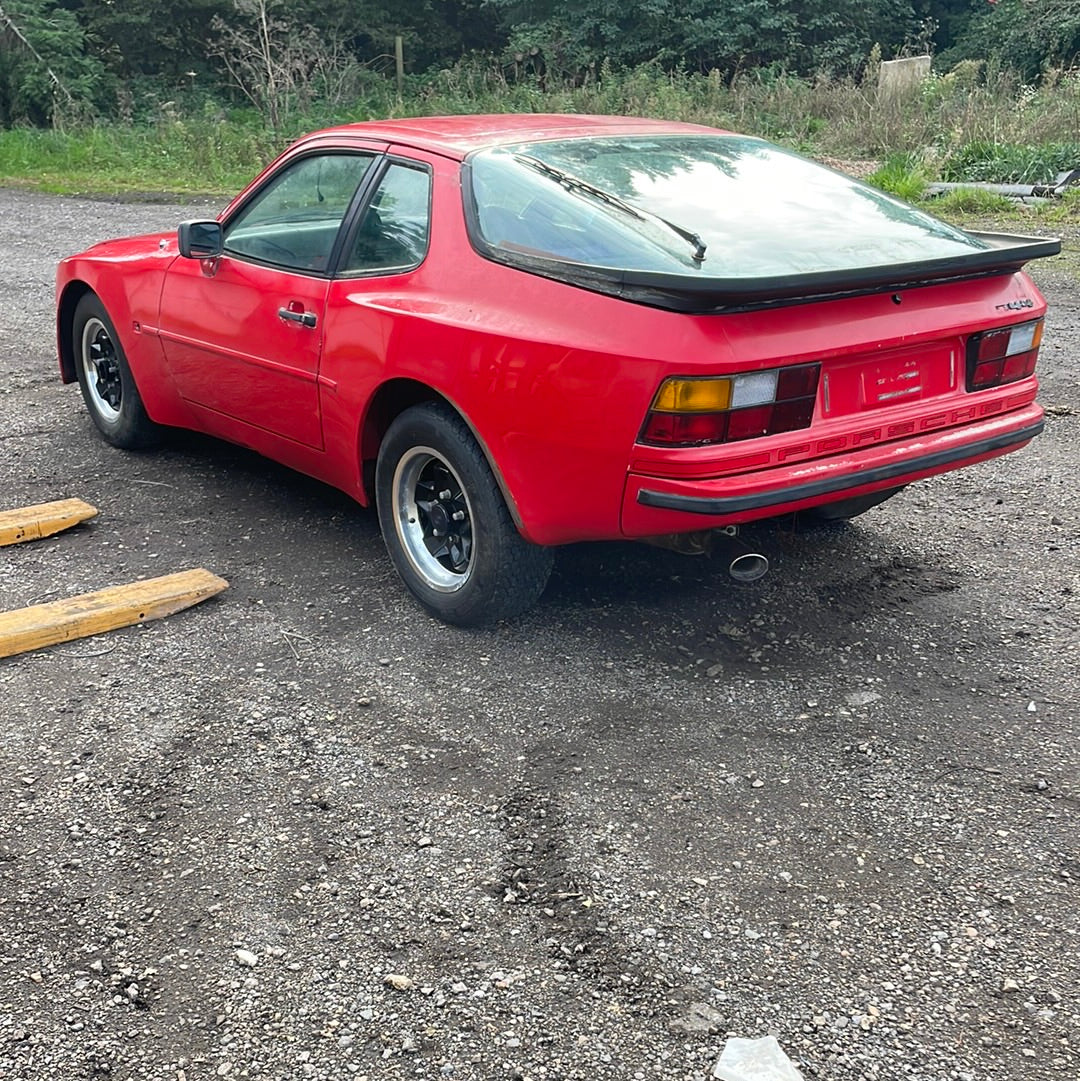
xmin=0 ymin=499 xmax=99 ymax=548
xmin=0 ymin=569 xmax=228 ymax=659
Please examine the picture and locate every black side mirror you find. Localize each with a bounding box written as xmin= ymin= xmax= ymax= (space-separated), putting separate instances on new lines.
xmin=178 ymin=220 xmax=223 ymax=259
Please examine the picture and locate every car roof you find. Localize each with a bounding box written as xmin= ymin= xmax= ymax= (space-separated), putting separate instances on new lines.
xmin=299 ymin=113 xmax=725 ymax=159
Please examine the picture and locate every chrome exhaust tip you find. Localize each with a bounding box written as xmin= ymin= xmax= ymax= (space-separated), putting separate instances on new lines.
xmin=728 ymin=552 xmax=769 ymax=583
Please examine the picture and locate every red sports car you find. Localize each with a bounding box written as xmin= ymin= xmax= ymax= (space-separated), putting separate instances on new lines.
xmin=56 ymin=114 xmax=1058 ymax=624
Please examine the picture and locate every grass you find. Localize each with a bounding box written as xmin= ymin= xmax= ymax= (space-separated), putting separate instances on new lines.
xmin=866 ymin=153 xmax=931 ymax=201
xmin=4 ymin=60 xmax=1080 ymax=199
xmin=0 ymin=118 xmax=283 ymax=196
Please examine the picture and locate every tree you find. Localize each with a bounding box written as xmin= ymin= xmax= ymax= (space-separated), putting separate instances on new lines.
xmin=0 ymin=0 xmax=104 ymax=125
xmin=954 ymin=0 xmax=1080 ymax=76
xmin=67 ymin=0 xmax=229 ymax=80
xmin=483 ymin=0 xmax=923 ymax=79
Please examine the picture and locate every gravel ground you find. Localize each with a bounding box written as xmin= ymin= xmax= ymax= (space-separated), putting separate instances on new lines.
xmin=0 ymin=188 xmax=1077 ymax=1081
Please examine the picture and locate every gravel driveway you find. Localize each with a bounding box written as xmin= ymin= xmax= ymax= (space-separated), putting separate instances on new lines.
xmin=0 ymin=188 xmax=1077 ymax=1081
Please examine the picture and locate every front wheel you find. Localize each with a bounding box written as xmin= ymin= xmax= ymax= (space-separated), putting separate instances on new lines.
xmin=376 ymin=403 xmax=553 ymax=625
xmin=72 ymin=293 xmax=160 ymax=449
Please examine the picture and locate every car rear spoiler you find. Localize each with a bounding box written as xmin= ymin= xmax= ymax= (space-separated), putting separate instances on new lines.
xmin=479 ymin=232 xmax=1062 ymax=314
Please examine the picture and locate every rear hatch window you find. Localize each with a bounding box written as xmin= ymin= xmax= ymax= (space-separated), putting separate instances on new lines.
xmin=464 ymin=136 xmax=1056 ymax=312
xmin=467 ymin=135 xmax=987 ymax=278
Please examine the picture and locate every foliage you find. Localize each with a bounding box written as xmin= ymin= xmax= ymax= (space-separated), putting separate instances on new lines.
xmin=943 ymin=139 xmax=1080 ymax=184
xmin=0 ymin=110 xmax=282 ymax=194
xmin=944 ymin=0 xmax=1080 ymax=79
xmin=5 ymin=55 xmax=1080 ymax=195
xmin=482 ymin=0 xmax=924 ymax=81
xmin=866 ymin=152 xmax=931 ymax=200
xmin=0 ymin=0 xmax=105 ymax=125
xmin=208 ymin=0 xmax=377 ymax=129
xmin=928 ymin=186 xmax=1016 ymax=214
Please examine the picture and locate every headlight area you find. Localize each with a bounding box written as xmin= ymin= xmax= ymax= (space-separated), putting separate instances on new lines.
xmin=640 ymin=364 xmax=820 ymax=447
xmin=966 ymin=318 xmax=1043 ymax=391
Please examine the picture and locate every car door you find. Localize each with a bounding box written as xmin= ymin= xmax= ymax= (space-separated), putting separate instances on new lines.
xmin=158 ymin=150 xmax=378 ymax=449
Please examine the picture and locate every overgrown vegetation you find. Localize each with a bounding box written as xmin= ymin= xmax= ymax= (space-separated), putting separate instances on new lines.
xmin=2 ymin=0 xmax=1080 ymax=199
xmin=4 ymin=59 xmax=1080 ymax=199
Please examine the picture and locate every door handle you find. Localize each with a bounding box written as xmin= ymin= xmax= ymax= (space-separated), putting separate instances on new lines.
xmin=278 ymin=306 xmax=317 ymax=328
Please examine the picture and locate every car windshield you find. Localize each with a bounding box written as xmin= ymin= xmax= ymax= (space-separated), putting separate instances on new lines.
xmin=467 ymin=135 xmax=988 ymax=278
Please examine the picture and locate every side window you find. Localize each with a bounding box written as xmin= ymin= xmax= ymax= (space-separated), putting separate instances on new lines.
xmin=225 ymin=153 xmax=374 ymax=273
xmin=343 ymin=162 xmax=431 ymax=275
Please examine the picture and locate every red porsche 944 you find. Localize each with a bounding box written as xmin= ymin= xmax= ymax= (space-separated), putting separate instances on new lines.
xmin=56 ymin=115 xmax=1059 ymax=624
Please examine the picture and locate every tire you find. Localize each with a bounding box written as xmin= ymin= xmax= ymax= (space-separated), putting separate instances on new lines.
xmin=375 ymin=403 xmax=554 ymax=625
xmin=73 ymin=293 xmax=160 ymax=449
xmin=803 ymin=486 xmax=906 ymax=522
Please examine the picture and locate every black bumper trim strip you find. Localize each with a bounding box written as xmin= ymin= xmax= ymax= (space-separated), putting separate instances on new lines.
xmin=637 ymin=419 xmax=1045 ymax=516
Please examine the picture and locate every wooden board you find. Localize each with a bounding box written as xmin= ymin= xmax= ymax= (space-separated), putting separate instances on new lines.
xmin=0 ymin=499 xmax=99 ymax=547
xmin=0 ymin=569 xmax=228 ymax=659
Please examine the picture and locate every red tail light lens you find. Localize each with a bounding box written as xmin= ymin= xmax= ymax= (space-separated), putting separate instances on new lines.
xmin=641 ymin=364 xmax=820 ymax=447
xmin=967 ymin=320 xmax=1042 ymax=391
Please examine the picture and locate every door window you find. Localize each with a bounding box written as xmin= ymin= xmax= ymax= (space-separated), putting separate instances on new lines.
xmin=225 ymin=152 xmax=375 ymax=273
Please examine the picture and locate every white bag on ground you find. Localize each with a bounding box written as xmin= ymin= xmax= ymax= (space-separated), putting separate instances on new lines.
xmin=712 ymin=1035 xmax=805 ymax=1081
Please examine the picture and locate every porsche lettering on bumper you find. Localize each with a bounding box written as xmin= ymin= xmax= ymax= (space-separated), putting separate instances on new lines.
xmin=630 ymin=408 xmax=1044 ymax=523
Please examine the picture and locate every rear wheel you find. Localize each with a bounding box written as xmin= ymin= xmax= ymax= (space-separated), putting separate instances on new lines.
xmin=803 ymin=486 xmax=905 ymax=522
xmin=73 ymin=293 xmax=160 ymax=449
xmin=376 ymin=403 xmax=553 ymax=625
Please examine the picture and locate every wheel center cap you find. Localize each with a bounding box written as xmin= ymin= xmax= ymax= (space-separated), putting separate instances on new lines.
xmin=429 ymin=504 xmax=451 ymax=533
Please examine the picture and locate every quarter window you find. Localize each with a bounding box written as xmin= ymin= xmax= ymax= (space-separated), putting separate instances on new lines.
xmin=225 ymin=153 xmax=375 ymax=273
xmin=343 ymin=162 xmax=431 ymax=274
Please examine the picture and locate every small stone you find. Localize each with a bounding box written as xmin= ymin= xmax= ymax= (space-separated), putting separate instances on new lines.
xmin=668 ymin=1001 xmax=725 ymax=1034
xmin=750 ymin=778 xmax=764 ymax=789
xmin=417 ymin=836 xmax=433 ymax=848
xmin=357 ymin=697 xmax=373 ymax=707
xmin=216 ymin=1065 xmax=232 ymax=1077
xmin=1002 ymin=978 xmax=1020 ymax=993
xmin=235 ymin=949 xmax=258 ymax=968
xmin=1027 ymin=701 xmax=1037 ymax=713
xmin=845 ymin=690 xmax=881 ymax=707
xmin=28 ymin=972 xmax=43 ymax=984
xmin=384 ymin=973 xmax=414 ymax=991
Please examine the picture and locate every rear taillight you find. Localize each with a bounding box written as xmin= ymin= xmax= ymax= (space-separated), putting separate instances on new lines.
xmin=641 ymin=364 xmax=820 ymax=447
xmin=967 ymin=319 xmax=1042 ymax=391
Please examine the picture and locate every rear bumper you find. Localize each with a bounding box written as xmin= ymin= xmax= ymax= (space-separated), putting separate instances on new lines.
xmin=623 ymin=404 xmax=1044 ymax=533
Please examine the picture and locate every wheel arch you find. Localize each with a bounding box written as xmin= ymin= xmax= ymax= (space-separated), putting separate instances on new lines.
xmin=357 ymin=378 xmax=525 ymax=531
xmin=57 ymin=280 xmax=95 ymax=384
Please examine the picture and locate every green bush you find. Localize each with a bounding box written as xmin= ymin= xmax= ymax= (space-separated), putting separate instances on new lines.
xmin=943 ymin=140 xmax=1080 ymax=185
xmin=866 ymin=153 xmax=930 ymax=201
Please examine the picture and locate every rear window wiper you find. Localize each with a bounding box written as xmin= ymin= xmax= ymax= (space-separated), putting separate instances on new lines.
xmin=514 ymin=154 xmax=707 ymax=263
